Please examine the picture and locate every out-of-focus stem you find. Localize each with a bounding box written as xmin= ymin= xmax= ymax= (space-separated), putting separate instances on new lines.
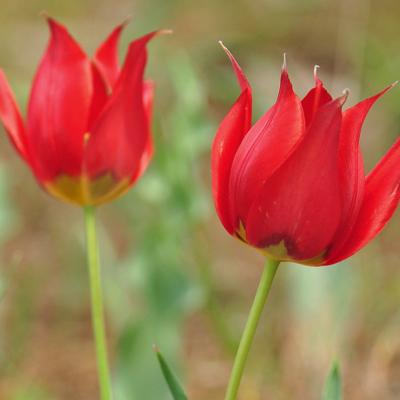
xmin=84 ymin=206 xmax=112 ymax=400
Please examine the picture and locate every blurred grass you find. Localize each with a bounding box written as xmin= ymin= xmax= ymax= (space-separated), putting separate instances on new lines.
xmin=0 ymin=0 xmax=399 ymax=399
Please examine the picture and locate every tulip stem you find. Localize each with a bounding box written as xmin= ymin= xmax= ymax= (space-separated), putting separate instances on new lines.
xmin=84 ymin=206 xmax=113 ymax=400
xmin=224 ymin=257 xmax=280 ymax=400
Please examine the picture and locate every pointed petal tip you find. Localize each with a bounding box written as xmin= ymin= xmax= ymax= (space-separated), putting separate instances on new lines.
xmin=40 ymin=12 xmax=58 ymax=27
xmin=313 ymin=64 xmax=320 ymax=83
xmin=109 ymin=15 xmax=132 ymax=32
xmin=126 ymin=29 xmax=172 ymax=52
xmin=218 ymin=41 xmax=251 ymax=92
xmin=218 ymin=41 xmax=239 ymax=67
xmin=219 ymin=40 xmax=233 ymax=58
xmin=157 ymin=28 xmax=173 ymax=36
xmin=39 ymin=10 xmax=49 ymax=19
xmin=372 ymin=80 xmax=399 ymax=98
xmin=39 ymin=11 xmax=58 ymax=30
xmin=339 ymin=88 xmax=350 ymax=105
xmin=369 ymin=80 xmax=399 ymax=100
xmin=41 ymin=14 xmax=65 ymax=33
xmin=374 ymin=80 xmax=399 ymax=96
xmin=121 ymin=15 xmax=133 ymax=27
xmin=282 ymin=52 xmax=287 ymax=72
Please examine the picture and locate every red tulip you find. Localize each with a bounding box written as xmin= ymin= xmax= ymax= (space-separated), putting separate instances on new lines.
xmin=0 ymin=17 xmax=167 ymax=206
xmin=212 ymin=44 xmax=399 ymax=265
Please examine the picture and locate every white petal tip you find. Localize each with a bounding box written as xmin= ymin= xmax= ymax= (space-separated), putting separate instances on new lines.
xmin=158 ymin=29 xmax=173 ymax=35
xmin=39 ymin=10 xmax=49 ymax=18
xmin=313 ymin=65 xmax=320 ymax=82
xmin=282 ymin=52 xmax=287 ymax=71
xmin=121 ymin=15 xmax=133 ymax=26
xmin=219 ymin=40 xmax=229 ymax=52
xmin=339 ymin=88 xmax=350 ymax=105
xmin=219 ymin=41 xmax=234 ymax=60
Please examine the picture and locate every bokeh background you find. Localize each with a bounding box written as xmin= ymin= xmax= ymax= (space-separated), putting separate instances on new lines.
xmin=0 ymin=0 xmax=399 ymax=399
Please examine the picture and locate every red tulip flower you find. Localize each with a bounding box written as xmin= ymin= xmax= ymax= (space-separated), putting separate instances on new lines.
xmin=212 ymin=45 xmax=400 ymax=266
xmin=0 ymin=17 xmax=166 ymax=206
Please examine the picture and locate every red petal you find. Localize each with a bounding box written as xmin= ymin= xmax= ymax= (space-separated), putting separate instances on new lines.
xmin=143 ymin=79 xmax=154 ymax=121
xmin=84 ymin=31 xmax=159 ymax=183
xmin=325 ymin=137 xmax=400 ymax=264
xmin=229 ymin=66 xmax=305 ymax=229
xmin=246 ymin=96 xmax=345 ymax=260
xmin=136 ymin=80 xmax=155 ymax=179
xmin=0 ymin=70 xmax=28 ymax=160
xmin=211 ymin=45 xmax=252 ymax=233
xmin=218 ymin=42 xmax=251 ymax=91
xmin=93 ymin=20 xmax=128 ymax=91
xmin=87 ymin=63 xmax=109 ymax=131
xmin=301 ymin=69 xmax=332 ymax=127
xmin=27 ymin=17 xmax=93 ymax=181
xmin=324 ymin=84 xmax=395 ymax=262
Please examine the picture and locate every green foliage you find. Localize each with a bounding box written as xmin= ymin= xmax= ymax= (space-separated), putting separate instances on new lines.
xmin=12 ymin=385 xmax=52 ymax=400
xmin=155 ymin=347 xmax=188 ymax=400
xmin=322 ymin=362 xmax=342 ymax=400
xmin=107 ymin=52 xmax=211 ymax=400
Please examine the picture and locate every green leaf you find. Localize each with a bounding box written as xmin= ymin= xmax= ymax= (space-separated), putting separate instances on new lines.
xmin=154 ymin=346 xmax=188 ymax=400
xmin=322 ymin=361 xmax=342 ymax=400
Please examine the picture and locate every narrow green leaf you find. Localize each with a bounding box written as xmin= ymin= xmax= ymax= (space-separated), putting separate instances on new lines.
xmin=154 ymin=346 xmax=188 ymax=400
xmin=322 ymin=361 xmax=342 ymax=400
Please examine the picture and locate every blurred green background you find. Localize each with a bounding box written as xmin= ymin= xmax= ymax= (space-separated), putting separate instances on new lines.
xmin=0 ymin=0 xmax=399 ymax=399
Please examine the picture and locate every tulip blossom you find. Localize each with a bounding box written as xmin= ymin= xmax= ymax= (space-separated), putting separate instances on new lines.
xmin=0 ymin=17 xmax=165 ymax=206
xmin=212 ymin=45 xmax=399 ymax=266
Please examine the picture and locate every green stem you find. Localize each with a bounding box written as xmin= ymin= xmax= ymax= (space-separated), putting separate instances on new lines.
xmin=84 ymin=206 xmax=112 ymax=400
xmin=224 ymin=257 xmax=280 ymax=400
